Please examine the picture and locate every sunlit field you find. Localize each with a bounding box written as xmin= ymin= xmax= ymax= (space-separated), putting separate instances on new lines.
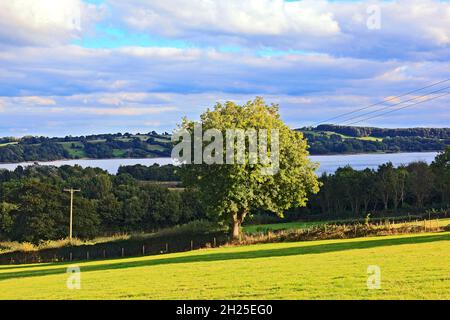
xmin=0 ymin=232 xmax=449 ymax=300
xmin=244 ymin=218 xmax=450 ymax=234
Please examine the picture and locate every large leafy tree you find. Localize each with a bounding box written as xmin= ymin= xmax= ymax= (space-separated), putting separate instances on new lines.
xmin=431 ymin=146 xmax=450 ymax=208
xmin=178 ymin=98 xmax=320 ymax=239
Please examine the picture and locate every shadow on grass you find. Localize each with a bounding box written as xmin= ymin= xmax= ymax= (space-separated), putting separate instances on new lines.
xmin=1 ymin=232 xmax=449 ymax=282
xmin=0 ymin=262 xmax=55 ymax=271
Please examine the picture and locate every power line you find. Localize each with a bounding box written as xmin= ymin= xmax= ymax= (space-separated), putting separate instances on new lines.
xmin=338 ymin=84 xmax=450 ymax=125
xmin=310 ymin=78 xmax=450 ymax=127
xmin=344 ymin=91 xmax=450 ymax=126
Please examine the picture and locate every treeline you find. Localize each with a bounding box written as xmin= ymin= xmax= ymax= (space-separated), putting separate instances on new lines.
xmin=296 ymin=124 xmax=450 ymax=154
xmin=0 ymin=142 xmax=70 ymax=163
xmin=304 ymin=132 xmax=448 ymax=154
xmin=118 ymin=164 xmax=179 ymax=181
xmin=0 ymin=165 xmax=207 ymax=243
xmin=0 ymin=149 xmax=448 ymax=243
xmin=313 ymin=124 xmax=450 ymax=139
xmin=301 ymin=147 xmax=450 ymax=219
xmin=0 ymin=132 xmax=172 ymax=163
xmin=1 ymin=126 xmax=449 ymax=163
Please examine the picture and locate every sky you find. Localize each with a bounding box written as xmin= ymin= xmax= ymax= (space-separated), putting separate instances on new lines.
xmin=0 ymin=0 xmax=449 ymax=137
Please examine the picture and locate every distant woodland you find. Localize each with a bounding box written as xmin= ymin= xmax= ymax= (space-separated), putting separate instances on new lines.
xmin=0 ymin=148 xmax=448 ymax=242
xmin=0 ymin=132 xmax=172 ymax=163
xmin=0 ymin=125 xmax=449 ymax=163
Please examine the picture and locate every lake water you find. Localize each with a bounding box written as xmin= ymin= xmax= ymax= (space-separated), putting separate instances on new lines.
xmin=0 ymin=152 xmax=438 ymax=175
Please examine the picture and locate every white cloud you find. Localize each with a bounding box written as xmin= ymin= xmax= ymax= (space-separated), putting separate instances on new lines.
xmin=79 ymin=106 xmax=178 ymax=116
xmin=0 ymin=98 xmax=5 ymax=112
xmin=0 ymin=0 xmax=103 ymax=46
xmin=116 ymin=0 xmax=339 ymax=37
xmin=107 ymin=0 xmax=450 ymax=60
xmin=1 ymin=0 xmax=450 ymax=135
xmin=16 ymin=96 xmax=56 ymax=106
xmin=96 ymin=92 xmax=150 ymax=105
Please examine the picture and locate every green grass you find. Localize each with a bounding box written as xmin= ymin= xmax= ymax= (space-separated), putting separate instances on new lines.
xmin=55 ymin=138 xmax=169 ymax=159
xmin=0 ymin=232 xmax=448 ymax=299
xmin=0 ymin=142 xmax=18 ymax=148
xmin=245 ymin=218 xmax=450 ymax=234
xmin=321 ymin=131 xmax=383 ymax=142
xmin=244 ymin=221 xmax=325 ymax=234
xmin=57 ymin=142 xmax=87 ymax=158
xmin=300 ymin=130 xmax=383 ymax=142
xmin=358 ymin=136 xmax=383 ymax=142
xmin=147 ymin=144 xmax=166 ymax=151
xmin=112 ymin=149 xmax=127 ymax=157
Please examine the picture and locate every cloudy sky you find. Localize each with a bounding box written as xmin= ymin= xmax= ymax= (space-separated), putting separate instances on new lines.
xmin=0 ymin=0 xmax=449 ymax=137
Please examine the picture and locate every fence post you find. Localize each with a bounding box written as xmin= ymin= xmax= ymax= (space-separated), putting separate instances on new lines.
xmin=69 ymin=252 xmax=73 ymax=261
xmin=190 ymin=240 xmax=193 ymax=251
xmin=121 ymin=248 xmax=124 ymax=257
xmin=213 ymin=237 xmax=216 ymax=247
xmin=142 ymin=245 xmax=145 ymax=255
xmin=103 ymin=249 xmax=106 ymax=258
xmin=86 ymin=251 xmax=89 ymax=260
xmin=166 ymin=243 xmax=169 ymax=253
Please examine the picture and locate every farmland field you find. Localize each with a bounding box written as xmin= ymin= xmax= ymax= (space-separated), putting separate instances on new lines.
xmin=244 ymin=221 xmax=325 ymax=233
xmin=0 ymin=232 xmax=449 ymax=300
xmin=244 ymin=218 xmax=450 ymax=234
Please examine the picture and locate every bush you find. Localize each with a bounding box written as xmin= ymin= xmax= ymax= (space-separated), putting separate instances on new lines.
xmin=134 ymin=220 xmax=224 ymax=239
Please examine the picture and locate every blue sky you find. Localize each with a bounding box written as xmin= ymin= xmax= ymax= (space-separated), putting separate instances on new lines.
xmin=0 ymin=0 xmax=449 ymax=137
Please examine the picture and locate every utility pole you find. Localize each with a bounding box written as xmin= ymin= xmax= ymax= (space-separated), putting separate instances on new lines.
xmin=64 ymin=188 xmax=81 ymax=241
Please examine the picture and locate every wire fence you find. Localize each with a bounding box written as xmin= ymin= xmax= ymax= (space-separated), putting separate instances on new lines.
xmin=0 ymin=232 xmax=228 ymax=265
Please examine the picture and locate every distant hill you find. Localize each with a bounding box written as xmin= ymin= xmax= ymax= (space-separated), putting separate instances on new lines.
xmin=297 ymin=124 xmax=450 ymax=155
xmin=0 ymin=125 xmax=449 ymax=163
xmin=0 ymin=132 xmax=172 ymax=163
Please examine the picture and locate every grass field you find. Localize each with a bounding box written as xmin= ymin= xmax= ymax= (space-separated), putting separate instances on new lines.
xmin=244 ymin=221 xmax=325 ymax=233
xmin=301 ymin=130 xmax=383 ymax=142
xmin=0 ymin=141 xmax=18 ymax=148
xmin=0 ymin=232 xmax=449 ymax=300
xmin=244 ymin=218 xmax=450 ymax=234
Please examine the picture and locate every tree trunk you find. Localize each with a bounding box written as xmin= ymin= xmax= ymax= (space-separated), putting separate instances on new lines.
xmin=383 ymin=194 xmax=389 ymax=211
xmin=230 ymin=210 xmax=247 ymax=241
xmin=231 ymin=217 xmax=241 ymax=240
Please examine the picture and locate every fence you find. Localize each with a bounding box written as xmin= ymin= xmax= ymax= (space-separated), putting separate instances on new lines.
xmin=0 ymin=232 xmax=228 ymax=265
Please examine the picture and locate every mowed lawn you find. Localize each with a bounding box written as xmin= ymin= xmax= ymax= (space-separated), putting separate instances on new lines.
xmin=0 ymin=232 xmax=449 ymax=300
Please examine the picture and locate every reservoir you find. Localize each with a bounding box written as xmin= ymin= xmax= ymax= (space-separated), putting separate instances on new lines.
xmin=0 ymin=152 xmax=439 ymax=175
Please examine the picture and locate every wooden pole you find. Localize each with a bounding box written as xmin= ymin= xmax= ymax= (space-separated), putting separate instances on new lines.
xmin=64 ymin=188 xmax=80 ymax=241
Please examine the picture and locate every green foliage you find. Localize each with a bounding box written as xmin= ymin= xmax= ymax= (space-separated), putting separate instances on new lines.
xmin=299 ymin=125 xmax=449 ymax=154
xmin=0 ymin=141 xmax=448 ymax=243
xmin=307 ymin=153 xmax=449 ymax=219
xmin=180 ymin=98 xmax=320 ymax=238
xmin=1 ymin=125 xmax=448 ymax=163
xmin=0 ymin=132 xmax=172 ymax=163
xmin=0 ymin=164 xmax=208 ymax=243
xmin=118 ymin=164 xmax=179 ymax=181
xmin=314 ymin=124 xmax=450 ymax=139
xmin=0 ymin=233 xmax=449 ymax=299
